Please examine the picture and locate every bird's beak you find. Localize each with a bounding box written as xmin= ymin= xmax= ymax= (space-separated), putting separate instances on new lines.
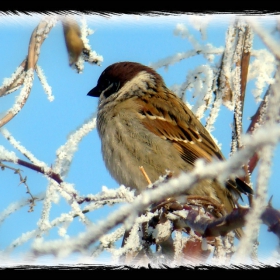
xmin=87 ymin=86 xmax=101 ymax=97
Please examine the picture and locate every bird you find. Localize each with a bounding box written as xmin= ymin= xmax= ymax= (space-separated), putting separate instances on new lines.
xmin=87 ymin=61 xmax=253 ymax=238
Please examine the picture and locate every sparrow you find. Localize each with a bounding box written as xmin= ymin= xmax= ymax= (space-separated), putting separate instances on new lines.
xmin=87 ymin=61 xmax=253 ymax=237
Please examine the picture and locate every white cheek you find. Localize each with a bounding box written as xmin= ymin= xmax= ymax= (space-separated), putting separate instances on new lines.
xmin=98 ymin=91 xmax=115 ymax=107
xmin=116 ymin=71 xmax=155 ymax=100
xmin=98 ymin=94 xmax=105 ymax=107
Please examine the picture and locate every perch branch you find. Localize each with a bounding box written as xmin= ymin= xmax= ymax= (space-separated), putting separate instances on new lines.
xmin=17 ymin=159 xmax=63 ymax=184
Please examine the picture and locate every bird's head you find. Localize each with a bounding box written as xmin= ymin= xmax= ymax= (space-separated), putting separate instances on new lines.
xmin=87 ymin=61 xmax=163 ymax=102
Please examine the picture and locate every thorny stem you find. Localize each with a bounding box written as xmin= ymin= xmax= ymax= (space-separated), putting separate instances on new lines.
xmin=2 ymin=159 xmax=129 ymax=207
xmin=17 ymin=159 xmax=63 ymax=184
xmin=243 ymin=64 xmax=279 ymax=176
xmin=245 ymin=87 xmax=271 ymax=175
xmin=0 ymin=162 xmax=36 ymax=212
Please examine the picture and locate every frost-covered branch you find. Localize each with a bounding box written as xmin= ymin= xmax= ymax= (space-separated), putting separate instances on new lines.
xmin=0 ymin=18 xmax=56 ymax=128
xmin=54 ymin=116 xmax=96 ymax=177
xmin=3 ymin=186 xmax=134 ymax=254
xmin=235 ymin=63 xmax=280 ymax=260
xmin=150 ymin=22 xmax=223 ymax=71
xmin=248 ymin=19 xmax=280 ymax=61
xmin=1 ymin=127 xmax=49 ymax=168
xmin=0 ymin=60 xmax=26 ymax=97
xmin=0 ymin=193 xmax=45 ymax=227
xmin=0 ymin=15 xmax=102 ymax=129
xmin=31 ymin=123 xmax=280 ymax=258
xmin=231 ymin=21 xmax=252 ymax=153
xmin=35 ymin=65 xmax=54 ymax=101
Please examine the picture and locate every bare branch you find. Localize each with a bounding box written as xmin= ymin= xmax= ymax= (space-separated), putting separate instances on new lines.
xmin=0 ymin=162 xmax=37 ymax=212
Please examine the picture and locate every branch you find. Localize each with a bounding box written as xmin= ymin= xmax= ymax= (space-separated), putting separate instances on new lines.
xmin=0 ymin=162 xmax=37 ymax=212
xmin=234 ymin=24 xmax=253 ymax=187
xmin=16 ymin=159 xmax=63 ymax=184
xmin=231 ymin=22 xmax=252 ymax=153
xmin=249 ymin=19 xmax=280 ymax=61
xmin=195 ymin=207 xmax=249 ymax=238
xmin=0 ymin=59 xmax=27 ymax=97
xmin=245 ymin=67 xmax=279 ymax=174
xmin=246 ymin=88 xmax=270 ymax=174
xmin=0 ymin=19 xmax=56 ymax=128
xmin=261 ymin=199 xmax=280 ymax=240
xmin=30 ymin=124 xmax=280 ymax=257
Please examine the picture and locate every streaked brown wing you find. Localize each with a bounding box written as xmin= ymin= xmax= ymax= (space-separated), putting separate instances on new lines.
xmin=134 ymin=91 xmax=253 ymax=197
xmin=135 ymin=91 xmax=224 ymax=167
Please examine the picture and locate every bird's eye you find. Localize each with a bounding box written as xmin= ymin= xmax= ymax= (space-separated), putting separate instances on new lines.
xmin=101 ymin=79 xmax=110 ymax=89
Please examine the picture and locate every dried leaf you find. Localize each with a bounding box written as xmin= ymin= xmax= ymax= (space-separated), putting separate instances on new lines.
xmin=62 ymin=17 xmax=84 ymax=66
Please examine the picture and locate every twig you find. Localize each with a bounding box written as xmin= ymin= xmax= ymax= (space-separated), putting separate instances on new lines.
xmin=246 ymin=88 xmax=271 ymax=174
xmin=0 ymin=59 xmax=27 ymax=97
xmin=17 ymin=159 xmax=63 ymax=184
xmin=139 ymin=166 xmax=152 ymax=185
xmin=0 ymin=19 xmax=56 ymax=128
xmin=0 ymin=162 xmax=36 ymax=212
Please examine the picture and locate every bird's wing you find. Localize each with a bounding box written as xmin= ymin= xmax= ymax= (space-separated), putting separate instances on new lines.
xmin=135 ymin=91 xmax=224 ymax=167
xmin=135 ymin=91 xmax=253 ymax=197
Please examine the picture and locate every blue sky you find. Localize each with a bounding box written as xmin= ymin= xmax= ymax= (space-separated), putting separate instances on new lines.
xmin=0 ymin=12 xmax=279 ymax=265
